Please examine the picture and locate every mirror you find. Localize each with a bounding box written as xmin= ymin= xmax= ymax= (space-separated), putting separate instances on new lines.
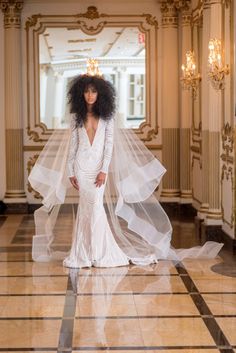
xmin=39 ymin=26 xmax=146 ymax=129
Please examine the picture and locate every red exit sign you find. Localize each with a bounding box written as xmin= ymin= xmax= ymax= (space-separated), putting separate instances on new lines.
xmin=138 ymin=33 xmax=145 ymax=44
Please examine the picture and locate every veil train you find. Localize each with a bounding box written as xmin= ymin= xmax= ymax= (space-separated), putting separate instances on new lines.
xmin=28 ymin=115 xmax=223 ymax=264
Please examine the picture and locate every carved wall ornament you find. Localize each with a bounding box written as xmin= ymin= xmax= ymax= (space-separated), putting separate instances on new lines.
xmin=221 ymin=122 xmax=234 ymax=165
xmin=221 ymin=164 xmax=234 ymax=228
xmin=27 ymin=154 xmax=42 ymax=199
xmin=25 ymin=13 xmax=42 ymax=30
xmin=0 ymin=0 xmax=23 ymax=28
xmin=220 ymin=123 xmax=234 ymax=229
xmin=222 ymin=0 xmax=231 ymax=8
xmin=27 ymin=126 xmax=47 ymax=143
xmin=181 ymin=12 xmax=192 ymax=25
xmin=75 ymin=6 xmax=102 ymax=20
xmin=160 ymin=1 xmax=178 ymax=27
xmin=191 ymin=155 xmax=202 ymax=169
xmin=192 ymin=0 xmax=203 ymax=25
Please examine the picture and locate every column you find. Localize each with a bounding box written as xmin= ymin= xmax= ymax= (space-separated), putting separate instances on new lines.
xmin=205 ymin=0 xmax=223 ymax=224
xmin=0 ymin=0 xmax=27 ymax=210
xmin=160 ymin=0 xmax=180 ymax=200
xmin=180 ymin=8 xmax=192 ymax=202
xmin=53 ymin=73 xmax=65 ymax=128
xmin=198 ymin=1 xmax=211 ymax=218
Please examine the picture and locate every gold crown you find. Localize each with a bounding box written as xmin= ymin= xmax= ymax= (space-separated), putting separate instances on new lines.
xmin=86 ymin=58 xmax=103 ymax=77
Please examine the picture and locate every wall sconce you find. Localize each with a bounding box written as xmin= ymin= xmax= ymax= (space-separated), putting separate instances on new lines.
xmin=181 ymin=51 xmax=201 ymax=99
xmin=208 ymin=38 xmax=229 ymax=90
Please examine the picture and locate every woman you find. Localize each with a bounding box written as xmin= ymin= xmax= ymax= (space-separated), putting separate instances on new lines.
xmin=28 ymin=72 xmax=223 ymax=267
xmin=64 ymin=74 xmax=130 ymax=268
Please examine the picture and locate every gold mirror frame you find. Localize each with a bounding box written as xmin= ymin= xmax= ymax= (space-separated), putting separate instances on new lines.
xmin=25 ymin=6 xmax=159 ymax=143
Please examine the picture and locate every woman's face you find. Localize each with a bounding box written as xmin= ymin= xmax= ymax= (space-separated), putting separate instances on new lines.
xmin=84 ymin=85 xmax=98 ymax=106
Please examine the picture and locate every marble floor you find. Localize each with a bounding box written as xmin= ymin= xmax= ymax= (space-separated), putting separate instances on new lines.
xmin=0 ymin=213 xmax=235 ymax=353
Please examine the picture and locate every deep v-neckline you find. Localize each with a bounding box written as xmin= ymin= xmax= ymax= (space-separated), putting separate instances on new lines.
xmin=83 ymin=118 xmax=100 ymax=147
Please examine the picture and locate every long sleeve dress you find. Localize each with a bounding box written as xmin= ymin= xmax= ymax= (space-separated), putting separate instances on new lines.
xmin=63 ymin=116 xmax=130 ymax=268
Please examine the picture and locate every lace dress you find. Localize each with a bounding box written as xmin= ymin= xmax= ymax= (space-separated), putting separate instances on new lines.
xmin=63 ymin=117 xmax=129 ymax=268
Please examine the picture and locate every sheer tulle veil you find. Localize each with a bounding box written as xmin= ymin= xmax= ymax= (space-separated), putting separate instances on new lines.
xmin=28 ymin=114 xmax=223 ymax=264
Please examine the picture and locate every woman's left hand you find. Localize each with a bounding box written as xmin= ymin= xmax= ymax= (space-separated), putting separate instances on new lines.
xmin=95 ymin=171 xmax=106 ymax=187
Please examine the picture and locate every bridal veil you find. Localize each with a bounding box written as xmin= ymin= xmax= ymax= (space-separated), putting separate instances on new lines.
xmin=28 ymin=115 xmax=223 ymax=265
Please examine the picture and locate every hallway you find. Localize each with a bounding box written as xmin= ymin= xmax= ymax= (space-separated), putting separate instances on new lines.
xmin=0 ymin=214 xmax=235 ymax=352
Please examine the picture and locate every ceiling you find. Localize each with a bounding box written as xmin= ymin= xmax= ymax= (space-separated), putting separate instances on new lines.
xmin=39 ymin=26 xmax=145 ymax=64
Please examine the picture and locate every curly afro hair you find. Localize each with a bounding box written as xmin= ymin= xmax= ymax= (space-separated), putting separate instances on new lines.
xmin=67 ymin=75 xmax=116 ymax=127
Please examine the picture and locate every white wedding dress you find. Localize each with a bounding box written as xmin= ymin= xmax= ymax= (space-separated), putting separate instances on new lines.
xmin=63 ymin=117 xmax=130 ymax=268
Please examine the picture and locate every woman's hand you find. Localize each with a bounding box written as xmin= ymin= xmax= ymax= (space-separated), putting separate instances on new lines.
xmin=69 ymin=176 xmax=79 ymax=191
xmin=95 ymin=172 xmax=106 ymax=187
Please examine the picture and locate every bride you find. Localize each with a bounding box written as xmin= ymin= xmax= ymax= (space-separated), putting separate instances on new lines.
xmin=64 ymin=74 xmax=130 ymax=268
xmin=28 ymin=69 xmax=223 ymax=268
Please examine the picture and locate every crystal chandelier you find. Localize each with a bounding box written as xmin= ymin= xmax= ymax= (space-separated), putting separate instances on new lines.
xmin=208 ymin=38 xmax=229 ymax=90
xmin=86 ymin=58 xmax=102 ymax=77
xmin=181 ymin=51 xmax=201 ymax=99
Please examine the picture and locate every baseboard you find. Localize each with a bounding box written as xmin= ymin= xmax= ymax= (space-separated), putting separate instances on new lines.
xmin=160 ymin=202 xmax=197 ymax=220
xmin=3 ymin=202 xmax=28 ymax=214
xmin=200 ymin=221 xmax=236 ymax=254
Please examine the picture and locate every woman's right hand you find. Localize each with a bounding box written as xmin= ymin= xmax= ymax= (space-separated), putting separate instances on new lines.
xmin=69 ymin=176 xmax=79 ymax=191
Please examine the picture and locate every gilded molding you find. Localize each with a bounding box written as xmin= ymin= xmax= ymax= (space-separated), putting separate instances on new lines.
xmin=191 ymin=155 xmax=202 ymax=169
xmin=75 ymin=6 xmax=101 ymax=20
xmin=222 ymin=0 xmax=231 ymax=8
xmin=27 ymin=127 xmax=47 ymax=143
xmin=221 ymin=164 xmax=234 ymax=227
xmin=139 ymin=122 xmax=159 ymax=142
xmin=220 ymin=123 xmax=234 ymax=228
xmin=27 ymin=154 xmax=42 ymax=199
xmin=191 ymin=145 xmax=201 ymax=154
xmin=160 ymin=1 xmax=178 ymax=27
xmin=192 ymin=0 xmax=203 ymax=24
xmin=221 ymin=122 xmax=234 ymax=164
xmin=142 ymin=14 xmax=158 ymax=28
xmin=25 ymin=13 xmax=42 ymax=30
xmin=0 ymin=0 xmax=23 ymax=29
xmin=181 ymin=12 xmax=192 ymax=25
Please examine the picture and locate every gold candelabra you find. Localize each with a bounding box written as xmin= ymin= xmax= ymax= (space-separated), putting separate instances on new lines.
xmin=181 ymin=51 xmax=201 ymax=99
xmin=208 ymin=38 xmax=229 ymax=90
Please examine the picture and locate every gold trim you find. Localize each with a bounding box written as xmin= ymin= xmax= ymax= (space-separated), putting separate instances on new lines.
xmin=26 ymin=127 xmax=47 ymax=143
xmin=206 ymin=213 xmax=223 ymax=220
xmin=180 ymin=192 xmax=192 ymax=198
xmin=221 ymin=122 xmax=234 ymax=164
xmin=191 ymin=145 xmax=201 ymax=154
xmin=161 ymin=190 xmax=180 ymax=197
xmin=0 ymin=0 xmax=23 ymax=29
xmin=26 ymin=154 xmax=42 ymax=199
xmin=191 ymin=155 xmax=202 ymax=169
xmin=4 ymin=191 xmax=27 ymax=198
xmin=146 ymin=144 xmax=162 ymax=150
xmin=221 ymin=164 xmax=234 ymax=227
xmin=23 ymin=145 xmax=44 ymax=151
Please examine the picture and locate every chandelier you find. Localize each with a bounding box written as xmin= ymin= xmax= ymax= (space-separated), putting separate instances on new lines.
xmin=208 ymin=38 xmax=229 ymax=90
xmin=86 ymin=58 xmax=102 ymax=77
xmin=180 ymin=51 xmax=201 ymax=99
